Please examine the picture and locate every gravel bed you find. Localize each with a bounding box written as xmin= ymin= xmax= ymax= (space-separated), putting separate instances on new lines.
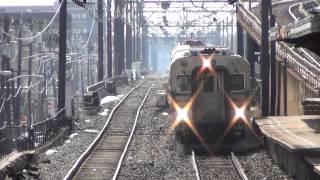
xmin=36 ymin=80 xmax=142 ymax=180
xmin=34 ymin=77 xmax=293 ymax=180
xmin=197 ymin=155 xmax=239 ymax=180
xmin=118 ymin=79 xmax=196 ymax=180
xmin=237 ymin=148 xmax=293 ymax=180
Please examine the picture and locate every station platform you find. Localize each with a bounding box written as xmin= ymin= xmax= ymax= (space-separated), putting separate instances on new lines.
xmin=254 ymin=115 xmax=320 ymax=180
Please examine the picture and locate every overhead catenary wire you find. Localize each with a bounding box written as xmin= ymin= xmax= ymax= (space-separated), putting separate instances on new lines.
xmin=82 ymin=10 xmax=96 ymax=48
xmin=0 ymin=0 xmax=64 ymax=41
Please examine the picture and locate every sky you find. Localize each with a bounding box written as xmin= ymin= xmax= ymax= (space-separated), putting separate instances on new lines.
xmin=0 ymin=0 xmax=56 ymax=6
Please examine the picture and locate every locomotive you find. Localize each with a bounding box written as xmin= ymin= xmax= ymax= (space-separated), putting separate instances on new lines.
xmin=167 ymin=43 xmax=256 ymax=151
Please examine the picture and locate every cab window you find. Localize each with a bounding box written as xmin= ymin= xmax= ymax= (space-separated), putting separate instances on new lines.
xmin=228 ymin=74 xmax=244 ymax=91
xmin=202 ymin=76 xmax=214 ymax=92
xmin=176 ymin=75 xmax=191 ymax=93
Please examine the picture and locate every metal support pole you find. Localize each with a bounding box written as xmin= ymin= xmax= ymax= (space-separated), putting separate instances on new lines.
xmin=236 ymin=20 xmax=244 ymax=56
xmin=16 ymin=22 xmax=22 ymax=123
xmin=283 ymin=59 xmax=287 ymax=116
xmin=58 ymin=0 xmax=67 ymax=120
xmin=226 ymin=17 xmax=229 ymax=48
xmin=125 ymin=1 xmax=132 ymax=70
xmin=107 ymin=0 xmax=112 ymax=77
xmin=87 ymin=44 xmax=90 ymax=86
xmin=141 ymin=26 xmax=149 ymax=70
xmin=0 ymin=56 xmax=5 ymax=127
xmin=136 ymin=2 xmax=141 ymax=62
xmin=97 ymin=0 xmax=104 ymax=81
xmin=270 ymin=14 xmax=276 ymax=116
xmin=5 ymin=57 xmax=11 ymax=125
xmin=261 ymin=0 xmax=270 ymax=116
xmin=231 ymin=13 xmax=234 ymax=53
xmin=246 ymin=35 xmax=255 ymax=78
xmin=222 ymin=20 xmax=225 ymax=47
xmin=132 ymin=1 xmax=136 ymax=63
xmin=28 ymin=43 xmax=32 ymax=126
xmin=113 ymin=0 xmax=125 ymax=75
xmin=276 ymin=61 xmax=281 ymax=115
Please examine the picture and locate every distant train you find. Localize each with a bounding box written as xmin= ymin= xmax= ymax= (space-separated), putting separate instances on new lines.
xmin=167 ymin=43 xmax=256 ymax=149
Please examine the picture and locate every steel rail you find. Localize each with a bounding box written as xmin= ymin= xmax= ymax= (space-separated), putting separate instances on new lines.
xmin=63 ymin=81 xmax=145 ymax=180
xmin=112 ymin=84 xmax=154 ymax=180
xmin=192 ymin=151 xmax=248 ymax=180
xmin=191 ymin=150 xmax=201 ymax=180
xmin=231 ymin=152 xmax=249 ymax=180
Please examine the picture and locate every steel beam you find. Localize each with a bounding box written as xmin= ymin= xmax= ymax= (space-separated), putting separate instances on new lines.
xmin=270 ymin=14 xmax=276 ymax=116
xmin=28 ymin=43 xmax=32 ymax=127
xmin=58 ymin=0 xmax=67 ymax=120
xmin=97 ymin=0 xmax=104 ymax=81
xmin=260 ymin=0 xmax=270 ymax=116
xmin=107 ymin=0 xmax=112 ymax=78
xmin=236 ymin=20 xmax=244 ymax=56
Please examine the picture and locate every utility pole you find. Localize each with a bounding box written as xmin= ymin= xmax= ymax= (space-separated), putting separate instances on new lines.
xmin=107 ymin=0 xmax=112 ymax=78
xmin=58 ymin=0 xmax=67 ymax=121
xmin=261 ymin=0 xmax=270 ymax=116
xmin=97 ymin=0 xmax=104 ymax=81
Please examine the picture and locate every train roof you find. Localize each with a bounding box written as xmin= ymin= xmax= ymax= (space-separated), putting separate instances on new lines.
xmin=170 ymin=44 xmax=232 ymax=61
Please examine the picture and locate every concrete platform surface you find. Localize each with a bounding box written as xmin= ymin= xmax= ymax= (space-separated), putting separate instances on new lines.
xmin=256 ymin=115 xmax=320 ymax=150
xmin=255 ymin=115 xmax=320 ymax=178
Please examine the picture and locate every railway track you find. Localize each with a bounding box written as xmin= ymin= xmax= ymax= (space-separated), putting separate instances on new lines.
xmin=192 ymin=150 xmax=248 ymax=180
xmin=63 ymin=81 xmax=153 ymax=180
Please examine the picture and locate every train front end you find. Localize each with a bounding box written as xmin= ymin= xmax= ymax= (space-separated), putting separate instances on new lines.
xmin=168 ymin=49 xmax=256 ymax=152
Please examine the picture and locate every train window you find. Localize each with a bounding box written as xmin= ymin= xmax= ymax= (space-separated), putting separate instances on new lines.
xmin=202 ymin=76 xmax=214 ymax=92
xmin=228 ymin=74 xmax=244 ymax=91
xmin=176 ymin=75 xmax=191 ymax=93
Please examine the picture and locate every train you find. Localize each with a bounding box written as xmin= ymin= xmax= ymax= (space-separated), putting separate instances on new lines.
xmin=167 ymin=42 xmax=256 ymax=151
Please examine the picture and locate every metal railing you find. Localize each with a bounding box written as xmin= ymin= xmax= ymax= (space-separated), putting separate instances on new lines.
xmin=0 ymin=109 xmax=65 ymax=159
xmin=237 ymin=2 xmax=320 ymax=91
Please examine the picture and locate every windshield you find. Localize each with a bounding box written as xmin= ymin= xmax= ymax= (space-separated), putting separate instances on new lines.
xmin=176 ymin=75 xmax=191 ymax=93
xmin=228 ymin=74 xmax=244 ymax=91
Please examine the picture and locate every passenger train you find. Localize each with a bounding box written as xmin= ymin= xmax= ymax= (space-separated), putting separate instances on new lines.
xmin=167 ymin=42 xmax=256 ymax=150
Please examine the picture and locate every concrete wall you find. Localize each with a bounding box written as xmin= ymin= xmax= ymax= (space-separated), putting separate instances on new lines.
xmin=286 ymin=71 xmax=303 ymax=115
xmin=279 ymin=66 xmax=317 ymax=116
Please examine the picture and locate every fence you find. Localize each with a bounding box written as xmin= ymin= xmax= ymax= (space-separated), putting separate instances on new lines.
xmin=0 ymin=109 xmax=65 ymax=159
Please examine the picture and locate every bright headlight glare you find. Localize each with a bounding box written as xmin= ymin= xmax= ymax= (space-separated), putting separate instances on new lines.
xmin=177 ymin=108 xmax=189 ymax=122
